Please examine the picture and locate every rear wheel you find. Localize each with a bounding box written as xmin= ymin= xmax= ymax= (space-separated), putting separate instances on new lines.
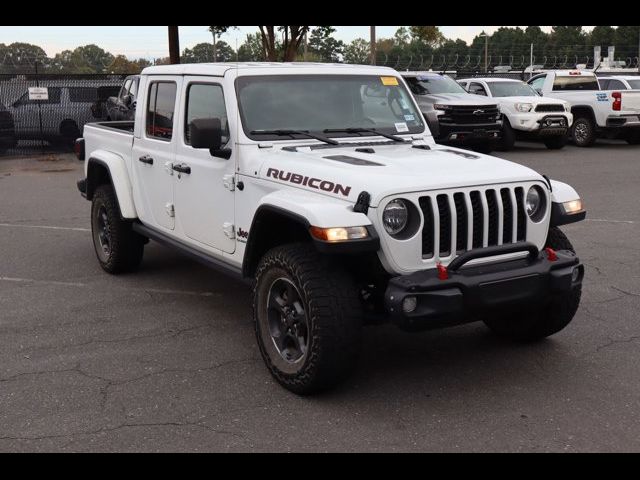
xmin=544 ymin=135 xmax=568 ymax=150
xmin=253 ymin=243 xmax=363 ymax=394
xmin=91 ymin=184 xmax=145 ymax=274
xmin=483 ymin=227 xmax=581 ymax=341
xmin=571 ymin=117 xmax=596 ymax=147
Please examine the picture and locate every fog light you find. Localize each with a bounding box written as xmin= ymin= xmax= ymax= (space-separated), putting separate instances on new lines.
xmin=450 ymin=134 xmax=458 ymax=140
xmin=402 ymin=296 xmax=417 ymax=314
xmin=572 ymin=267 xmax=580 ymax=282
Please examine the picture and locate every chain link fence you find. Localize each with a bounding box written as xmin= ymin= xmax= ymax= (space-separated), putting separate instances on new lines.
xmin=0 ymin=73 xmax=131 ymax=156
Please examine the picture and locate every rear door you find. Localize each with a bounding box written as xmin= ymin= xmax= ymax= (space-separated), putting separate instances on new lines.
xmin=131 ymin=76 xmax=182 ymax=231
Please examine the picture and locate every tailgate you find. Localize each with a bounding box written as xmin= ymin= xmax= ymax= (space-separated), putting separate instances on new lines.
xmin=621 ymin=91 xmax=640 ymax=113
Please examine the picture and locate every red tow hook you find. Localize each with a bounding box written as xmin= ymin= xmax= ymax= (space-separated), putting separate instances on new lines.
xmin=436 ymin=262 xmax=449 ymax=280
xmin=545 ymin=247 xmax=558 ymax=262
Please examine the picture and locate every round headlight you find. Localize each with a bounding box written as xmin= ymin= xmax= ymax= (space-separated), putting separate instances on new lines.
xmin=383 ymin=199 xmax=409 ymax=235
xmin=526 ymin=186 xmax=542 ymax=218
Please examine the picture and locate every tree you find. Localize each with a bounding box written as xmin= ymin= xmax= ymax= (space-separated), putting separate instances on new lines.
xmin=237 ymin=33 xmax=265 ymax=61
xmin=258 ymin=26 xmax=310 ymax=61
xmin=0 ymin=42 xmax=49 ymax=72
xmin=393 ymin=27 xmax=410 ymax=47
xmin=72 ymin=44 xmax=115 ymax=72
xmin=208 ymin=26 xmax=236 ymax=62
xmin=343 ymin=38 xmax=370 ymax=64
xmin=107 ymin=55 xmax=140 ymax=73
xmin=614 ymin=25 xmax=640 ymax=63
xmin=409 ymin=26 xmax=445 ymax=48
xmin=308 ymin=26 xmax=344 ymax=62
xmin=182 ymin=43 xmax=214 ymax=63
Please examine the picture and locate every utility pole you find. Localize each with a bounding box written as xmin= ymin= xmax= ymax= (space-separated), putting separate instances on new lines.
xmin=370 ymin=26 xmax=376 ymax=65
xmin=638 ymin=29 xmax=640 ymax=73
xmin=484 ymin=35 xmax=488 ymax=73
xmin=212 ymin=31 xmax=217 ymax=63
xmin=168 ymin=26 xmax=180 ymax=64
xmin=530 ymin=43 xmax=534 ymax=79
xmin=303 ymin=31 xmax=308 ymax=61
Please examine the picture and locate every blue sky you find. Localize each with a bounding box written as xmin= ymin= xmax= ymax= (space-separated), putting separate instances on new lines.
xmin=0 ymin=26 xmax=593 ymax=59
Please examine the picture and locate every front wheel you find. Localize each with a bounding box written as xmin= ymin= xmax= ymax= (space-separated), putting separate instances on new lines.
xmin=483 ymin=227 xmax=581 ymax=341
xmin=496 ymin=120 xmax=516 ymax=151
xmin=91 ymin=184 xmax=145 ymax=274
xmin=253 ymin=243 xmax=362 ymax=394
xmin=544 ymin=135 xmax=568 ymax=150
xmin=571 ymin=117 xmax=596 ymax=147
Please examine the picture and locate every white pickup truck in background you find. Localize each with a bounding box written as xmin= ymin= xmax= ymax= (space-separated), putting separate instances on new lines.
xmin=457 ymin=77 xmax=572 ymax=151
xmin=598 ymin=76 xmax=640 ymax=91
xmin=528 ymin=70 xmax=640 ymax=146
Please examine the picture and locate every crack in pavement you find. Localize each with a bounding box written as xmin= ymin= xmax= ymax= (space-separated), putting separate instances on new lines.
xmin=610 ymin=286 xmax=640 ymax=298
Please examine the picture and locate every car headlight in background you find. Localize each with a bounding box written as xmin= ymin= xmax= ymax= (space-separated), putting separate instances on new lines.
xmin=515 ymin=103 xmax=534 ymax=112
xmin=383 ymin=199 xmax=409 ymax=235
xmin=526 ymin=185 xmax=546 ymax=222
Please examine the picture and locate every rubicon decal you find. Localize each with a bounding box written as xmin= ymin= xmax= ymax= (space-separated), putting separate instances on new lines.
xmin=266 ymin=168 xmax=352 ymax=197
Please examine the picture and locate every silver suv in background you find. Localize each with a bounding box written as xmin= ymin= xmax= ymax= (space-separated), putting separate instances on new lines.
xmin=8 ymin=80 xmax=122 ymax=147
xmin=400 ymin=72 xmax=502 ymax=153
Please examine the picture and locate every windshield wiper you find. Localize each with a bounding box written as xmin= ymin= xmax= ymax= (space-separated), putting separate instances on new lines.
xmin=250 ymin=129 xmax=338 ymax=145
xmin=323 ymin=127 xmax=406 ymax=142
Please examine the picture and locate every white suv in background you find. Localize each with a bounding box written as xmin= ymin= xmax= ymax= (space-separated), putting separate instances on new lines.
xmin=458 ymin=78 xmax=572 ymax=150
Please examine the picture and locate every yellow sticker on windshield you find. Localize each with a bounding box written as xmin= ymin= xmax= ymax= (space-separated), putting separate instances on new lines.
xmin=381 ymin=76 xmax=399 ymax=86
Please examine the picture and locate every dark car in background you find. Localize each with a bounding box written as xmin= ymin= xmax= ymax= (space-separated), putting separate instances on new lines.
xmin=0 ymin=102 xmax=17 ymax=153
xmin=106 ymin=75 xmax=139 ymax=121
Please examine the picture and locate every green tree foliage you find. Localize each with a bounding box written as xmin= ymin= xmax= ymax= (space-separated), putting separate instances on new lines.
xmin=343 ymin=38 xmax=370 ymax=64
xmin=237 ymin=33 xmax=266 ymax=61
xmin=308 ymin=26 xmax=344 ymax=62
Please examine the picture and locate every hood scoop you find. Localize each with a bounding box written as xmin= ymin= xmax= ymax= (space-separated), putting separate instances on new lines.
xmin=323 ymin=155 xmax=384 ymax=166
xmin=438 ymin=148 xmax=480 ymax=159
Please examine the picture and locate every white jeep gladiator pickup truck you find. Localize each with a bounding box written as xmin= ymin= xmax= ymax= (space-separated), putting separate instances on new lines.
xmin=528 ymin=70 xmax=640 ymax=146
xmin=76 ymin=63 xmax=586 ymax=394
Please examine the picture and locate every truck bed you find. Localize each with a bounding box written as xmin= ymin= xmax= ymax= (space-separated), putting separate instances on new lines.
xmin=83 ymin=121 xmax=134 ymax=165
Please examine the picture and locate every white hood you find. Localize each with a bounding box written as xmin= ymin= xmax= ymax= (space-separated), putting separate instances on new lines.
xmin=254 ymin=142 xmax=545 ymax=207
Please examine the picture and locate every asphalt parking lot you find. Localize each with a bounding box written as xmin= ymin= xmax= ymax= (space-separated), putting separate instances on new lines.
xmin=1 ymin=141 xmax=639 ymax=452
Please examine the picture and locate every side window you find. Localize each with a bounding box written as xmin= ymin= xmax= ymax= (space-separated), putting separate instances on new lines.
xmin=598 ymin=79 xmax=609 ymax=90
xmin=69 ymin=87 xmax=98 ymax=103
xmin=607 ymin=79 xmax=626 ymax=90
xmin=128 ymin=78 xmax=138 ymax=98
xmin=146 ymin=81 xmax=177 ymax=140
xmin=469 ymin=82 xmax=487 ymax=96
xmin=120 ymin=80 xmax=132 ymax=100
xmin=529 ymin=75 xmax=546 ymax=92
xmin=184 ymin=83 xmax=229 ymax=145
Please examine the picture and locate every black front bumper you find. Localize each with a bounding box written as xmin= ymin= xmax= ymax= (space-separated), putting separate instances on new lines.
xmin=535 ymin=115 xmax=569 ymax=136
xmin=385 ymin=243 xmax=583 ymax=330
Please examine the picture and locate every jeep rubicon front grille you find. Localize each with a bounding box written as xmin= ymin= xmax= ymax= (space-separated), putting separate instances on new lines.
xmin=419 ymin=187 xmax=527 ymax=259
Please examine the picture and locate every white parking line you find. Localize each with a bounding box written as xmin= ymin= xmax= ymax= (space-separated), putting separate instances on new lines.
xmin=0 ymin=223 xmax=90 ymax=232
xmin=0 ymin=276 xmax=222 ymax=297
xmin=585 ymin=219 xmax=636 ymax=225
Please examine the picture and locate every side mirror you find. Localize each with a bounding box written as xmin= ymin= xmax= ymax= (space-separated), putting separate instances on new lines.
xmin=189 ymin=118 xmax=231 ymax=159
xmin=535 ymin=88 xmax=543 ymax=96
xmin=123 ymin=94 xmax=132 ymax=107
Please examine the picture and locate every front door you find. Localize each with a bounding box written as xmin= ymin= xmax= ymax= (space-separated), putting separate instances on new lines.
xmin=174 ymin=78 xmax=235 ymax=254
xmin=131 ymin=77 xmax=181 ymax=231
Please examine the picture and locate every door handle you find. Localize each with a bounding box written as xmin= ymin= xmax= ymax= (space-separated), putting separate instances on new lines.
xmin=138 ymin=155 xmax=154 ymax=165
xmin=172 ymin=163 xmax=191 ymax=174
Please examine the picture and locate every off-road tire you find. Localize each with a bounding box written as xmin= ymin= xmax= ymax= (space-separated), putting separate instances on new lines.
xmin=483 ymin=227 xmax=581 ymax=341
xmin=253 ymin=243 xmax=363 ymax=394
xmin=91 ymin=184 xmax=144 ymax=274
xmin=571 ymin=117 xmax=596 ymax=147
xmin=496 ymin=120 xmax=516 ymax=151
xmin=544 ymin=135 xmax=568 ymax=150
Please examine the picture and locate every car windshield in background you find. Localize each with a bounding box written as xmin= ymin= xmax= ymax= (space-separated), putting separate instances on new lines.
xmin=552 ymin=75 xmax=600 ymax=91
xmin=404 ymin=75 xmax=467 ymax=95
xmin=487 ymin=81 xmax=538 ymax=97
xmin=627 ymin=79 xmax=640 ymax=89
xmin=237 ymin=75 xmax=425 ymax=141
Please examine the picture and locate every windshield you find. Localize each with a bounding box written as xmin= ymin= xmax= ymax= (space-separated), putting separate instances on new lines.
xmin=627 ymin=79 xmax=640 ymax=89
xmin=487 ymin=81 xmax=538 ymax=97
xmin=236 ymin=74 xmax=425 ymax=141
xmin=404 ymin=75 xmax=467 ymax=95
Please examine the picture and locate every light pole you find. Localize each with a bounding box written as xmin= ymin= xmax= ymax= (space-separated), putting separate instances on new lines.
xmin=370 ymin=26 xmax=376 ymax=65
xmin=479 ymin=33 xmax=488 ymax=73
